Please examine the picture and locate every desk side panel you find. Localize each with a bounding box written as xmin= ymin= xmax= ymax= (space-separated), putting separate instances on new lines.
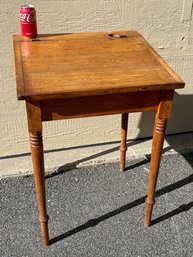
xmin=41 ymin=92 xmax=160 ymax=121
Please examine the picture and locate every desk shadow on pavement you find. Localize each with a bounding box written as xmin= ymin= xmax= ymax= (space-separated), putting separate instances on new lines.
xmin=50 ymin=159 xmax=193 ymax=244
xmin=46 ymin=139 xmax=150 ymax=179
xmin=50 ymin=93 xmax=193 ymax=244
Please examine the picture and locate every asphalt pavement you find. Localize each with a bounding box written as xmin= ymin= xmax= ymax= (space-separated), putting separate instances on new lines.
xmin=1 ymin=152 xmax=193 ymax=257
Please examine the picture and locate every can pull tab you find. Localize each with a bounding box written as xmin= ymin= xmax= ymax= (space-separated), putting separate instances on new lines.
xmin=108 ymin=34 xmax=128 ymax=38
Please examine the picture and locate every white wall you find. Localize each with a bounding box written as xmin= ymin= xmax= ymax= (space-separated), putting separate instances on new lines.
xmin=0 ymin=0 xmax=193 ymax=157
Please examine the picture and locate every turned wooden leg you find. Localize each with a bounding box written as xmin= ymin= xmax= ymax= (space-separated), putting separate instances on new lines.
xmin=144 ymin=116 xmax=167 ymax=227
xmin=26 ymin=101 xmax=49 ymax=246
xmin=120 ymin=113 xmax=129 ymax=171
xmin=30 ymin=132 xmax=49 ymax=245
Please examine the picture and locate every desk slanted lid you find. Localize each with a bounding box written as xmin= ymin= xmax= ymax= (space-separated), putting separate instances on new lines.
xmin=13 ymin=31 xmax=184 ymax=101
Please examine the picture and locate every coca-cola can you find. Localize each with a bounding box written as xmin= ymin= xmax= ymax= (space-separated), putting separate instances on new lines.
xmin=20 ymin=5 xmax=37 ymax=38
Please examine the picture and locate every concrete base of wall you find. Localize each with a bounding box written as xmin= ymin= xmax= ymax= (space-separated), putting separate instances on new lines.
xmin=0 ymin=132 xmax=193 ymax=178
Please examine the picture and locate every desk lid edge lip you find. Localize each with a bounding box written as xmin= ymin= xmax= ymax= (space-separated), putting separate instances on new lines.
xmin=137 ymin=33 xmax=185 ymax=84
xmin=13 ymin=41 xmax=25 ymax=99
xmin=13 ymin=30 xmax=140 ymax=42
xmin=17 ymin=81 xmax=185 ymax=101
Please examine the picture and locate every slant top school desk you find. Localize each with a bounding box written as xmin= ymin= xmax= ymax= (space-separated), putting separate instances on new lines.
xmin=13 ymin=31 xmax=184 ymax=246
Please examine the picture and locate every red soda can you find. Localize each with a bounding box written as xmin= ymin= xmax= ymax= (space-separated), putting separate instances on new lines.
xmin=20 ymin=5 xmax=37 ymax=38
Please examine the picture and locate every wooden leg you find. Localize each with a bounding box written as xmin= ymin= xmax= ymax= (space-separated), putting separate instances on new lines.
xmin=120 ymin=113 xmax=129 ymax=172
xmin=144 ymin=116 xmax=167 ymax=227
xmin=26 ymin=101 xmax=49 ymax=246
xmin=30 ymin=132 xmax=49 ymax=245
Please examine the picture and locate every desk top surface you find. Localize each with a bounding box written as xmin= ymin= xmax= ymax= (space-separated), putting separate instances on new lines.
xmin=13 ymin=31 xmax=184 ymax=101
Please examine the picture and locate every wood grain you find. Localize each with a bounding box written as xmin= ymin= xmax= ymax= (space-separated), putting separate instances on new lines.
xmin=138 ymin=35 xmax=184 ymax=84
xmin=144 ymin=117 xmax=167 ymax=227
xmin=13 ymin=41 xmax=25 ymax=100
xmin=144 ymin=90 xmax=174 ymax=227
xmin=26 ymin=101 xmax=42 ymax=132
xmin=41 ymin=91 xmax=160 ymax=121
xmin=13 ymin=31 xmax=184 ymax=101
xmin=120 ymin=113 xmax=129 ymax=172
xmin=26 ymin=102 xmax=49 ymax=246
xmin=13 ymin=31 xmax=141 ymax=42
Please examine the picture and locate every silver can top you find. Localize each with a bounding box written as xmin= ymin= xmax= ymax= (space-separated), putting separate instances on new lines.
xmin=21 ymin=5 xmax=34 ymax=9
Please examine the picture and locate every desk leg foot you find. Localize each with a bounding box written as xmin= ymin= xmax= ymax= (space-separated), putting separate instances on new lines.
xmin=30 ymin=132 xmax=49 ymax=246
xmin=40 ymin=215 xmax=49 ymax=246
xmin=144 ymin=117 xmax=167 ymax=227
xmin=120 ymin=113 xmax=128 ymax=172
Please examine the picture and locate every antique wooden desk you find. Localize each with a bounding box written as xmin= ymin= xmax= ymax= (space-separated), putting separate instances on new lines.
xmin=13 ymin=31 xmax=184 ymax=246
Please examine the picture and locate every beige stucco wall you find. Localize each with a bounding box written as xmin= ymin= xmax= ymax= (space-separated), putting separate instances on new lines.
xmin=0 ymin=0 xmax=193 ymax=157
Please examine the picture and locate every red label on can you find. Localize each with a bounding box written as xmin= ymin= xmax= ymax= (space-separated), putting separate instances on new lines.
xmin=20 ymin=5 xmax=37 ymax=38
